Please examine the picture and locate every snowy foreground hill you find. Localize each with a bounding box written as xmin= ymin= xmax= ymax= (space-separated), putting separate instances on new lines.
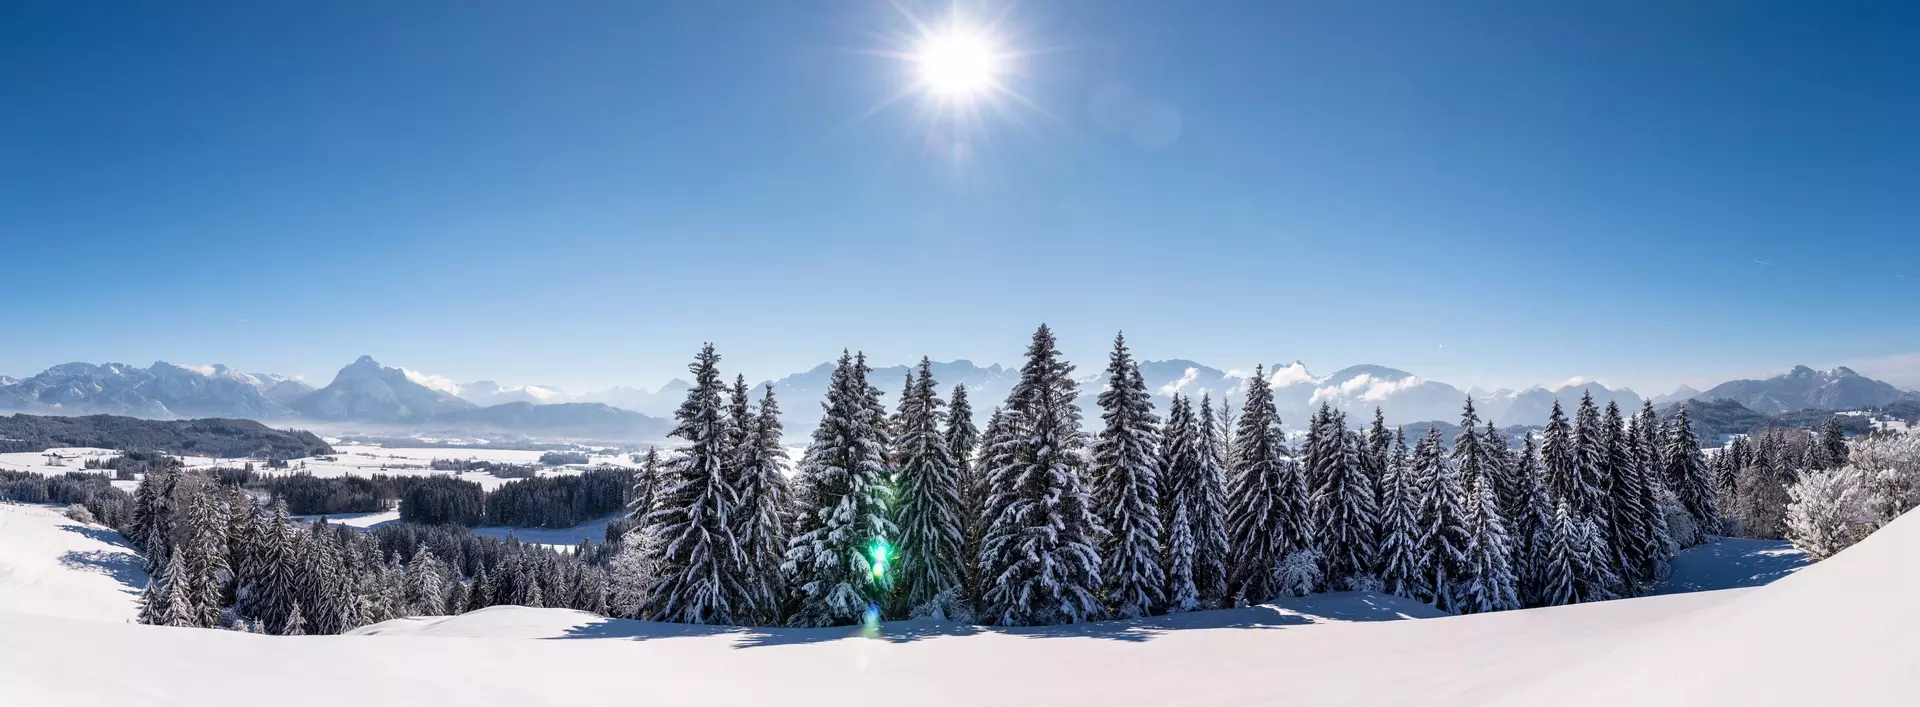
xmin=5 ymin=501 xmax=1915 ymax=705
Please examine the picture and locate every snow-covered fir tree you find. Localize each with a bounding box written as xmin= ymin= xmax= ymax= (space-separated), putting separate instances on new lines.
xmin=1089 ymin=334 xmax=1164 ymax=619
xmin=734 ymin=384 xmax=792 ymax=624
xmin=1226 ymin=364 xmax=1296 ymax=605
xmin=977 ymin=324 xmax=1105 ymax=626
xmin=785 ymin=351 xmax=896 ymax=627
xmin=282 ymin=601 xmax=307 ymax=636
xmin=890 ymin=358 xmax=966 ymax=618
xmin=1412 ymin=425 xmax=1468 ymax=611
xmin=1189 ymin=394 xmax=1232 ymax=609
xmin=159 ymin=547 xmax=198 ymax=627
xmin=1160 ymin=394 xmax=1201 ymax=613
xmin=726 ymin=373 xmax=754 ymax=462
xmin=1375 ymin=427 xmax=1421 ymax=599
xmin=1539 ymin=500 xmax=1580 ymax=607
xmin=631 ymin=446 xmax=663 ymax=527
xmin=1311 ymin=412 xmax=1378 ymax=591
xmin=405 ymin=546 xmax=448 ymax=616
xmin=1572 ymin=392 xmax=1609 ymax=517
xmin=1541 ymin=401 xmax=1579 ymax=511
xmin=643 ymin=344 xmax=751 ymax=625
xmin=1661 ymin=406 xmax=1720 ymax=543
xmin=1457 ymin=460 xmax=1519 ymax=614
xmin=1511 ymin=434 xmax=1555 ymax=608
xmin=1601 ymin=402 xmax=1653 ymax=592
xmin=946 ymin=383 xmax=980 ymax=579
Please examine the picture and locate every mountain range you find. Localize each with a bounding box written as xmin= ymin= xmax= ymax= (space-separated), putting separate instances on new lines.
xmin=4 ymin=356 xmax=1915 ymax=444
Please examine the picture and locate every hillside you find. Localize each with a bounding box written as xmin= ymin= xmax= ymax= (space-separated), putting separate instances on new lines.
xmin=0 ymin=509 xmax=1909 ymax=705
xmin=0 ymin=414 xmax=333 ymax=459
xmin=0 ymin=503 xmax=146 ymax=622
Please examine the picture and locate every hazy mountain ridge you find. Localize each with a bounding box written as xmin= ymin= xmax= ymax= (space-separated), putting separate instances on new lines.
xmin=5 ymin=355 xmax=1914 ymax=443
xmin=1691 ymin=365 xmax=1918 ymax=414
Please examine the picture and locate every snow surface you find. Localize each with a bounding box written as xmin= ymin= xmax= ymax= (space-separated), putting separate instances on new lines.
xmin=0 ymin=503 xmax=146 ymax=623
xmin=6 ymin=512 xmax=1917 ymax=705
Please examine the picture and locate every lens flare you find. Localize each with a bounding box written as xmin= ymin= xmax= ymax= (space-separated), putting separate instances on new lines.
xmin=869 ymin=539 xmax=892 ymax=581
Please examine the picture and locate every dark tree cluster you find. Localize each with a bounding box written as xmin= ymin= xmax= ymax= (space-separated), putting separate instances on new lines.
xmin=0 ymin=469 xmax=135 ymax=529
xmin=253 ymin=474 xmax=408 ymax=516
xmin=483 ymin=468 xmax=632 ymax=528
xmin=84 ymin=450 xmax=183 ymax=477
xmin=399 ymin=477 xmax=488 ymax=526
xmin=538 ymin=451 xmax=591 ymax=466
xmin=429 ymin=458 xmax=538 ymax=478
xmin=0 ymin=413 xmax=332 ymax=458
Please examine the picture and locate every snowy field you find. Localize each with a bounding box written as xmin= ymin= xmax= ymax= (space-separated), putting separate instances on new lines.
xmin=1 ymin=502 xmax=1887 ymax=706
xmin=0 ymin=503 xmax=147 ymax=623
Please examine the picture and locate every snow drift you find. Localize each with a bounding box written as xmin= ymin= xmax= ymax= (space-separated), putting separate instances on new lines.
xmin=0 ymin=510 xmax=1909 ymax=706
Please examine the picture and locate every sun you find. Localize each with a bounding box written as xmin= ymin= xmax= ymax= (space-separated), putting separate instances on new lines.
xmin=910 ymin=20 xmax=1004 ymax=101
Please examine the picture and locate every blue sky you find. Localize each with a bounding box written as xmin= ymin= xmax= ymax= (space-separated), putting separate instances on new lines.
xmin=3 ymin=0 xmax=1917 ymax=394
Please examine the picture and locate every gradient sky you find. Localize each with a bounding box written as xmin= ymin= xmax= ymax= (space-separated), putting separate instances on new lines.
xmin=3 ymin=0 xmax=1917 ymax=394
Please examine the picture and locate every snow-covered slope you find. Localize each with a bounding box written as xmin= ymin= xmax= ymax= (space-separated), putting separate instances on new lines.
xmin=3 ymin=512 xmax=1914 ymax=705
xmin=0 ymin=503 xmax=146 ymax=623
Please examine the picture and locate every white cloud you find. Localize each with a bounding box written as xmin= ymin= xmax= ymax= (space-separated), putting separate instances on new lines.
xmin=402 ymin=369 xmax=464 ymax=396
xmin=1269 ymin=362 xmax=1318 ymax=388
xmin=1311 ymin=373 xmax=1426 ymax=403
xmin=1159 ymin=367 xmax=1200 ymax=397
xmin=182 ymin=364 xmax=216 ymax=377
xmin=1557 ymin=376 xmax=1588 ymax=389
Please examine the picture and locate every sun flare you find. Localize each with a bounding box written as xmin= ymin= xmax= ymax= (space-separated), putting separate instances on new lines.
xmin=911 ymin=22 xmax=1003 ymax=100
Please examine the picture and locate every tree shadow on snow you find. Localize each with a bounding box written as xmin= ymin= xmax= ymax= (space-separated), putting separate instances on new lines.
xmin=1650 ymin=537 xmax=1809 ymax=595
xmin=554 ymin=591 xmax=1435 ymax=648
xmin=53 ymin=520 xmax=147 ymax=596
xmin=58 ymin=550 xmax=147 ymax=595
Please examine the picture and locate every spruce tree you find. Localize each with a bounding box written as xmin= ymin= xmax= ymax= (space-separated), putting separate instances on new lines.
xmin=1541 ymin=401 xmax=1578 ymax=509
xmin=630 ymin=446 xmax=663 ymax=531
xmin=1539 ymin=500 xmax=1580 ymax=607
xmin=1090 ymin=335 xmax=1164 ymax=619
xmin=785 ymin=351 xmax=896 ymax=627
xmin=643 ymin=344 xmax=751 ymax=625
xmin=1375 ymin=428 xmax=1421 ymax=599
xmin=726 ymin=374 xmax=754 ymax=461
xmin=1189 ymin=394 xmax=1231 ymax=608
xmin=282 ymin=601 xmax=308 ymax=636
xmin=977 ymin=325 xmax=1105 ymax=626
xmin=1625 ymin=414 xmax=1675 ymax=583
xmin=1457 ymin=464 xmax=1519 ymax=614
xmin=1160 ymin=394 xmax=1201 ymax=612
xmin=1413 ymin=426 xmax=1468 ymax=611
xmin=1226 ymin=364 xmax=1296 ymax=605
xmin=734 ymin=384 xmax=792 ymax=624
xmin=1601 ymin=402 xmax=1651 ymax=592
xmin=946 ymin=383 xmax=980 ymax=581
xmin=1818 ymin=418 xmax=1849 ymax=470
xmin=1572 ymin=392 xmax=1608 ymax=516
xmin=1662 ymin=406 xmax=1719 ymax=541
xmin=1512 ymin=434 xmax=1555 ymax=607
xmin=1312 ymin=413 xmax=1378 ymax=590
xmin=890 ymin=358 xmax=966 ymax=618
xmin=159 ymin=547 xmax=198 ymax=628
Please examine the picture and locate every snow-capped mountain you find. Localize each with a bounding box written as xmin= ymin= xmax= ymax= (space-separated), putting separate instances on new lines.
xmin=1475 ymin=380 xmax=1644 ymax=427
xmin=291 ymin=355 xmax=476 ymax=422
xmin=1693 ymin=365 xmax=1918 ymax=414
xmin=577 ymin=381 xmax=692 ymax=418
xmin=458 ymin=380 xmax=568 ymax=407
xmin=427 ymin=401 xmax=672 ymax=440
xmin=0 ymin=361 xmax=299 ymax=419
xmin=0 ymin=376 xmax=18 ymax=387
xmin=1651 ymin=384 xmax=1701 ymax=405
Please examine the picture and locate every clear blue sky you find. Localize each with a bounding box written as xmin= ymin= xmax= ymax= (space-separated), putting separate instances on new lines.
xmin=3 ymin=0 xmax=1916 ymax=393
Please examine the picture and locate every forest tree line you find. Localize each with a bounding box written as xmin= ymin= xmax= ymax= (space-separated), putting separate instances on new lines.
xmin=618 ymin=325 xmax=1754 ymax=628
